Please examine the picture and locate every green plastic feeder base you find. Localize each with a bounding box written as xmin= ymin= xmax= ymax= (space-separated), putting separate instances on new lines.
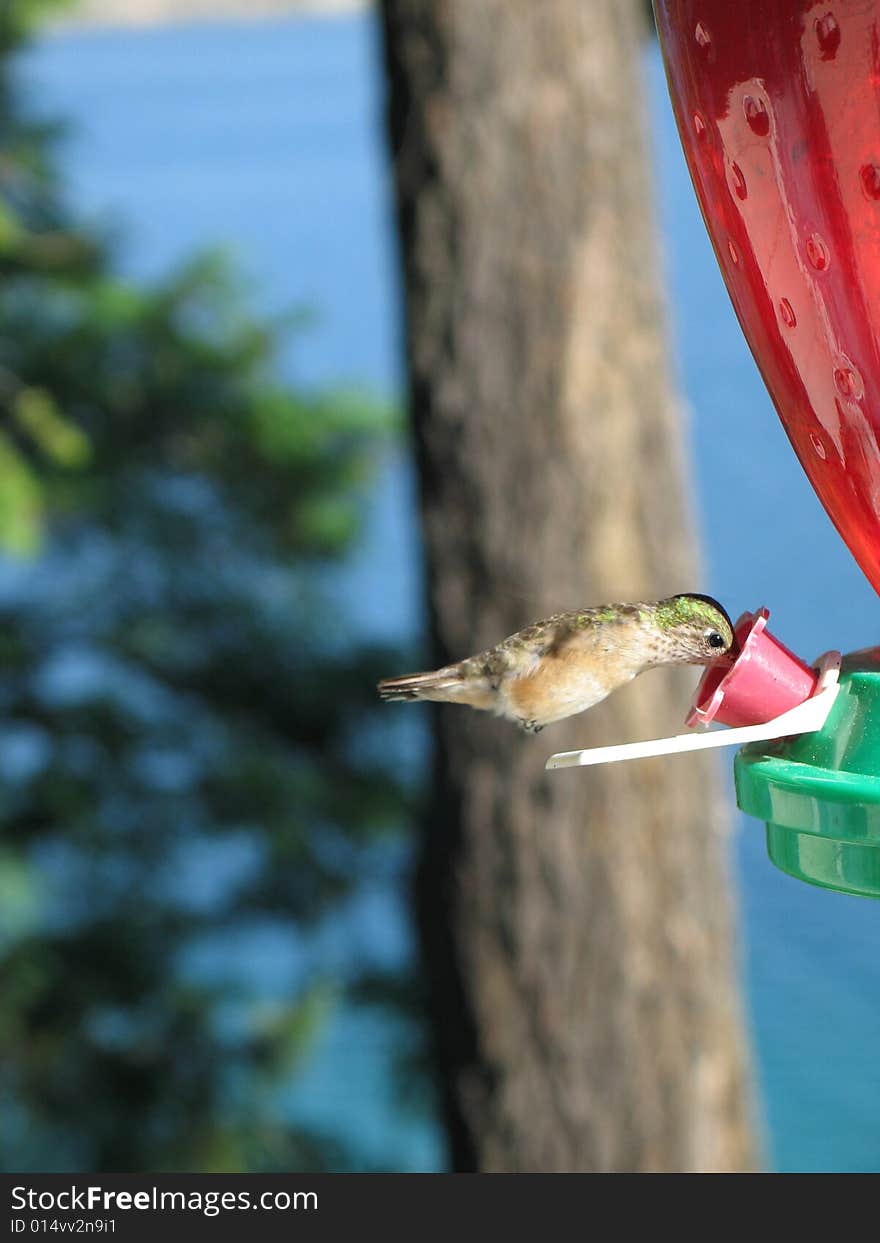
xmin=735 ymin=650 xmax=880 ymax=898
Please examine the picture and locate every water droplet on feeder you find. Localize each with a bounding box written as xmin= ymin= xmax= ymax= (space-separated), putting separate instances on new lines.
xmin=727 ymin=238 xmax=740 ymax=266
xmin=730 ymin=161 xmax=747 ymax=200
xmin=779 ymin=298 xmax=797 ymax=328
xmin=834 ymin=362 xmax=864 ymax=400
xmin=860 ymin=162 xmax=880 ymax=200
xmin=743 ymin=95 xmax=770 ymax=136
xmin=815 ymin=12 xmax=841 ymax=60
xmin=806 ymin=232 xmax=830 ymax=270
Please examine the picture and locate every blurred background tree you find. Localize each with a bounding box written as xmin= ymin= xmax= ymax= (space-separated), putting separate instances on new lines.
xmin=0 ymin=0 xmax=412 ymax=1171
xmin=381 ymin=0 xmax=757 ymax=1171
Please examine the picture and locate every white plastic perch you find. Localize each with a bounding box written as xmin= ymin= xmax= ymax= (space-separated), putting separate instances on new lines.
xmin=545 ymin=650 xmax=842 ymax=770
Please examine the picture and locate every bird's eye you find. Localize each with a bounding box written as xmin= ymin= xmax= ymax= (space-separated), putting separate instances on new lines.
xmin=707 ymin=631 xmax=726 ymax=649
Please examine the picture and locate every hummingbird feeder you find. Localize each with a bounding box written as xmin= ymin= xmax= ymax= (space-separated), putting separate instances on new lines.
xmin=549 ymin=0 xmax=880 ymax=899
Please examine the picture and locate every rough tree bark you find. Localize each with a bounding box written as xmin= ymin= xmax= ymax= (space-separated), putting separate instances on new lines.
xmin=380 ymin=0 xmax=758 ymax=1172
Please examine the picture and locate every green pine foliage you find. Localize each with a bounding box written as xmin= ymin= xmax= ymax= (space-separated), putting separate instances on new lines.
xmin=0 ymin=0 xmax=417 ymax=1171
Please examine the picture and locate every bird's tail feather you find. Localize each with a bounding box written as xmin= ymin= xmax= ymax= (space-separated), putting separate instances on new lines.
xmin=377 ymin=665 xmax=463 ymax=703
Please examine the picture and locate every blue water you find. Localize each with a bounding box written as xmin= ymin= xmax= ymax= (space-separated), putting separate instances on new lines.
xmin=21 ymin=12 xmax=880 ymax=1172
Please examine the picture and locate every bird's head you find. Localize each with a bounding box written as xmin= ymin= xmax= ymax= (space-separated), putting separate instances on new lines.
xmin=649 ymin=594 xmax=737 ymax=666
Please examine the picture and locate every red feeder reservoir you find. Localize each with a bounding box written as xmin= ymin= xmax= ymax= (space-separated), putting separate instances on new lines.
xmin=655 ymin=0 xmax=880 ymax=896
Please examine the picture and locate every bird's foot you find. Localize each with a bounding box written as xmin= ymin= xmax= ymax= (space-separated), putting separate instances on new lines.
xmin=521 ymin=719 xmax=544 ymax=735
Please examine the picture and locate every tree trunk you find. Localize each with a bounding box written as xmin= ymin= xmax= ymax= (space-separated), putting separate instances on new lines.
xmin=380 ymin=0 xmax=758 ymax=1172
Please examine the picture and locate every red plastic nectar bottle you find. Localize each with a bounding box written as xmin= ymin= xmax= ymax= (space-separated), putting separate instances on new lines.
xmin=655 ymin=0 xmax=880 ymax=593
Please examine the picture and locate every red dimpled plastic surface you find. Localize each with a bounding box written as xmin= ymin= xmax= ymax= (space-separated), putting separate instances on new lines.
xmin=655 ymin=1 xmax=880 ymax=592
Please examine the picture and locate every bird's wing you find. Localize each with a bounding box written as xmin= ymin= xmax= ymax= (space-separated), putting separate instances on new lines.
xmin=526 ymin=605 xmax=646 ymax=660
xmin=463 ymin=605 xmax=646 ymax=685
xmin=470 ymin=611 xmax=588 ymax=683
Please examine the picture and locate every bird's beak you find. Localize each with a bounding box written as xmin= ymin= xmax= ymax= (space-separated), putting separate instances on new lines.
xmin=707 ymin=642 xmax=738 ymax=669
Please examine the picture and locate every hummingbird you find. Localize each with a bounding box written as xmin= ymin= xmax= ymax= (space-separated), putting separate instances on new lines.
xmin=377 ymin=594 xmax=736 ymax=733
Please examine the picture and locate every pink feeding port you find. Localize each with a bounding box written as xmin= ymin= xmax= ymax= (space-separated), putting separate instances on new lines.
xmin=687 ymin=608 xmax=819 ymax=728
